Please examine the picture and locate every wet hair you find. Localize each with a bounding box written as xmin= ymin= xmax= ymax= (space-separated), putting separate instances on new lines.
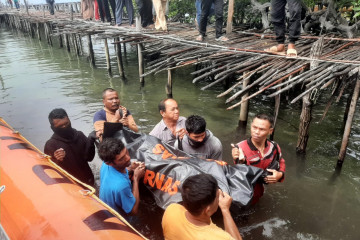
xmin=254 ymin=113 xmax=274 ymax=128
xmin=185 ymin=115 xmax=206 ymax=134
xmin=181 ymin=174 xmax=218 ymax=216
xmin=48 ymin=108 xmax=68 ymax=126
xmin=102 ymin=88 xmax=117 ymax=99
xmin=98 ymin=138 xmax=125 ymax=164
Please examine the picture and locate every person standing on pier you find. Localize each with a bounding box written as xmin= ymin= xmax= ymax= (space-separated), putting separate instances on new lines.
xmin=115 ymin=0 xmax=135 ymax=26
xmin=93 ymin=88 xmax=139 ymax=140
xmin=44 ymin=108 xmax=96 ymax=186
xmin=98 ymin=138 xmax=145 ymax=216
xmin=136 ymin=0 xmax=154 ymax=28
xmin=196 ymin=0 xmax=228 ymax=42
xmin=45 ymin=0 xmax=55 ymax=15
xmin=150 ymin=98 xmax=187 ymax=145
xmin=175 ymin=115 xmax=223 ymax=160
xmin=231 ymin=113 xmax=285 ymax=204
xmin=264 ymin=0 xmax=302 ymax=57
xmin=152 ymin=0 xmax=168 ymax=31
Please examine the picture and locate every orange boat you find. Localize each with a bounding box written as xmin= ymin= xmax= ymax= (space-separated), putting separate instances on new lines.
xmin=0 ymin=118 xmax=146 ymax=240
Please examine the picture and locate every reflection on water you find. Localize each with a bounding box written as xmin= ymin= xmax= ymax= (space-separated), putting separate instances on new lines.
xmin=1 ymin=26 xmax=360 ymax=239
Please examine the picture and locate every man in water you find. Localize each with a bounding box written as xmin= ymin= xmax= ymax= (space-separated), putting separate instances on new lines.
xmin=162 ymin=173 xmax=242 ymax=240
xmin=44 ymin=108 xmax=96 ymax=186
xmin=149 ymin=98 xmax=187 ymax=145
xmin=93 ymin=88 xmax=138 ymax=140
xmin=232 ymin=113 xmax=285 ymax=204
xmin=98 ymin=138 xmax=145 ymax=215
xmin=176 ymin=115 xmax=222 ymax=160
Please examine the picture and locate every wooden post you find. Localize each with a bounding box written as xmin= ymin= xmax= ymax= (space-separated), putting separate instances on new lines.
xmin=122 ymin=38 xmax=127 ymax=56
xmin=73 ymin=33 xmax=80 ymax=55
xmin=70 ymin=4 xmax=74 ymax=21
xmin=65 ymin=34 xmax=71 ymax=52
xmin=87 ymin=34 xmax=95 ymax=67
xmin=138 ymin=43 xmax=144 ymax=86
xmin=104 ymin=38 xmax=112 ymax=76
xmin=239 ymin=72 xmax=250 ymax=127
xmin=166 ymin=69 xmax=173 ymax=98
xmin=337 ymin=71 xmax=360 ymax=169
xmin=226 ymin=0 xmax=234 ymax=35
xmin=115 ymin=37 xmax=125 ymax=78
xmin=270 ymin=88 xmax=281 ymax=141
xmin=36 ymin=22 xmax=41 ymax=40
xmin=296 ymin=37 xmax=323 ymax=153
xmin=44 ymin=23 xmax=53 ymax=46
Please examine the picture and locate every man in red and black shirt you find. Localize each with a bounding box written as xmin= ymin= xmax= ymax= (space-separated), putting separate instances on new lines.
xmin=232 ymin=113 xmax=285 ymax=204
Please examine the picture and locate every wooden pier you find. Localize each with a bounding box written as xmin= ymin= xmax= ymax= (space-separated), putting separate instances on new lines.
xmin=0 ymin=8 xmax=359 ymax=168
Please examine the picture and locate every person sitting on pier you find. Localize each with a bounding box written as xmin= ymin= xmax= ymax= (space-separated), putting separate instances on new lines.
xmin=98 ymin=138 xmax=145 ymax=215
xmin=196 ymin=0 xmax=228 ymax=42
xmin=264 ymin=0 xmax=302 ymax=57
xmin=149 ymin=98 xmax=187 ymax=145
xmin=231 ymin=113 xmax=285 ymax=204
xmin=175 ymin=115 xmax=223 ymax=160
xmin=93 ymin=88 xmax=138 ymax=140
xmin=44 ymin=108 xmax=96 ymax=186
xmin=162 ymin=173 xmax=243 ymax=240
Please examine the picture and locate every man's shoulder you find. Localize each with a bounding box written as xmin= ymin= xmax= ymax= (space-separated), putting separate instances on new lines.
xmin=93 ymin=109 xmax=106 ymax=122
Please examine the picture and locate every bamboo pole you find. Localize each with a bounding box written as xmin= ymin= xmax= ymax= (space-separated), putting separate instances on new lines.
xmin=337 ymin=70 xmax=360 ymax=169
xmin=226 ymin=0 xmax=234 ymax=35
xmin=87 ymin=34 xmax=95 ymax=67
xmin=166 ymin=69 xmax=173 ymax=98
xmin=104 ymin=38 xmax=112 ymax=76
xmin=270 ymin=87 xmax=281 ymax=141
xmin=115 ymin=37 xmax=125 ymax=78
xmin=138 ymin=43 xmax=144 ymax=86
xmin=73 ymin=33 xmax=80 ymax=55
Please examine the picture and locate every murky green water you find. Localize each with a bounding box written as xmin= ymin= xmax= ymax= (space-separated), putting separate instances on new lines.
xmin=1 ymin=23 xmax=360 ymax=240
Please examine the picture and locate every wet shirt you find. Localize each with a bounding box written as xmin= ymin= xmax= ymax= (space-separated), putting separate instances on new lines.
xmin=93 ymin=108 xmax=132 ymax=132
xmin=237 ymin=138 xmax=285 ymax=203
xmin=149 ymin=116 xmax=186 ymax=144
xmin=99 ymin=163 xmax=135 ymax=214
xmin=162 ymin=203 xmax=234 ymax=240
xmin=178 ymin=130 xmax=223 ymax=160
xmin=44 ymin=129 xmax=95 ymax=186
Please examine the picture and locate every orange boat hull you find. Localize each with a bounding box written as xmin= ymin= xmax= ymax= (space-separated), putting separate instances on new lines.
xmin=0 ymin=118 xmax=145 ymax=239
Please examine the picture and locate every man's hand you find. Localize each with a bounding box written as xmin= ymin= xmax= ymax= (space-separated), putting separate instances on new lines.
xmin=175 ymin=128 xmax=187 ymax=140
xmin=128 ymin=161 xmax=143 ymax=172
xmin=218 ymin=189 xmax=232 ymax=212
xmin=119 ymin=117 xmax=129 ymax=126
xmin=95 ymin=130 xmax=103 ymax=139
xmin=264 ymin=169 xmax=283 ymax=184
xmin=231 ymin=144 xmax=245 ymax=164
xmin=54 ymin=148 xmax=65 ymax=161
xmin=133 ymin=164 xmax=145 ymax=182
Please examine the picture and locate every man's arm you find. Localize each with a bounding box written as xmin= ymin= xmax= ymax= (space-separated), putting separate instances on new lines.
xmin=129 ymin=164 xmax=145 ymax=215
xmin=218 ymin=190 xmax=242 ymax=240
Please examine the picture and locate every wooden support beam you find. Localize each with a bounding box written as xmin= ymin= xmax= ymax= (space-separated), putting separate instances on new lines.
xmin=337 ymin=70 xmax=360 ymax=169
xmin=239 ymin=72 xmax=250 ymax=127
xmin=73 ymin=33 xmax=80 ymax=55
xmin=166 ymin=69 xmax=173 ymax=98
xmin=115 ymin=37 xmax=125 ymax=78
xmin=270 ymin=87 xmax=281 ymax=141
xmin=87 ymin=34 xmax=96 ymax=67
xmin=296 ymin=37 xmax=324 ymax=154
xmin=36 ymin=22 xmax=41 ymax=40
xmin=104 ymin=38 xmax=112 ymax=76
xmin=226 ymin=0 xmax=234 ymax=35
xmin=138 ymin=43 xmax=144 ymax=86
xmin=65 ymin=34 xmax=71 ymax=52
